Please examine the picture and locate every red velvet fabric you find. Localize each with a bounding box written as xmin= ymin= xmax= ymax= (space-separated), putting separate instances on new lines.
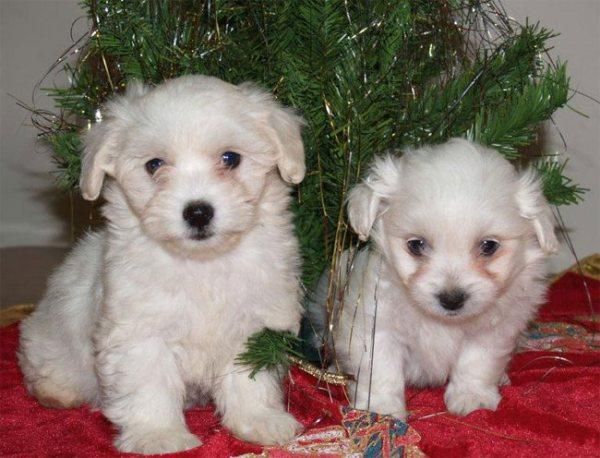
xmin=1 ymin=273 xmax=598 ymax=457
xmin=407 ymin=351 xmax=600 ymax=457
xmin=540 ymin=272 xmax=600 ymax=330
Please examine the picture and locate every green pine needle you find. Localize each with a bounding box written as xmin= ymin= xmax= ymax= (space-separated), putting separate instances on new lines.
xmin=46 ymin=130 xmax=83 ymax=189
xmin=235 ymin=329 xmax=304 ymax=379
xmin=536 ymin=159 xmax=587 ymax=206
xmin=469 ymin=64 xmax=570 ymax=158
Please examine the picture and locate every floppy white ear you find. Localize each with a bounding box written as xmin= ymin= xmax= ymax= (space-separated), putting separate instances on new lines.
xmin=347 ymin=183 xmax=381 ymax=241
xmin=347 ymin=154 xmax=401 ymax=241
xmin=238 ymin=83 xmax=305 ymax=184
xmin=80 ymin=121 xmax=117 ymax=201
xmin=266 ymin=109 xmax=305 ymax=184
xmin=79 ymin=80 xmax=148 ymax=200
xmin=516 ymin=168 xmax=559 ymax=254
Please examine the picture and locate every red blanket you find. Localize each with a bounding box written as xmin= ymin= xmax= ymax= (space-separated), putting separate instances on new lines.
xmin=1 ymin=270 xmax=598 ymax=457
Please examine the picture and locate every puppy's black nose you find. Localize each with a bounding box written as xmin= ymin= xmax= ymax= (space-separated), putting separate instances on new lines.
xmin=437 ymin=289 xmax=468 ymax=311
xmin=183 ymin=201 xmax=214 ymax=232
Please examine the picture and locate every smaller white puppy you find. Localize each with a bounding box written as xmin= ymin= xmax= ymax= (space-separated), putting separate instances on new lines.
xmin=19 ymin=75 xmax=305 ymax=454
xmin=311 ymin=139 xmax=558 ymax=419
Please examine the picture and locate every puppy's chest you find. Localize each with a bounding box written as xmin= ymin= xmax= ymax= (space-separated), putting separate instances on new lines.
xmin=403 ymin=323 xmax=463 ymax=386
xmin=171 ymin=288 xmax=259 ymax=382
xmin=174 ymin=284 xmax=255 ymax=341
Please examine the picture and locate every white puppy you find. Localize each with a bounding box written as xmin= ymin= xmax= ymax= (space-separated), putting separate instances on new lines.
xmin=19 ymin=75 xmax=305 ymax=454
xmin=311 ymin=138 xmax=558 ymax=419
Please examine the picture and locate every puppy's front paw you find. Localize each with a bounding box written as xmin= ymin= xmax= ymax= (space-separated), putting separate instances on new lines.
xmin=116 ymin=427 xmax=201 ymax=455
xmin=359 ymin=393 xmax=407 ymax=420
xmin=444 ymin=382 xmax=501 ymax=416
xmin=227 ymin=409 xmax=302 ymax=445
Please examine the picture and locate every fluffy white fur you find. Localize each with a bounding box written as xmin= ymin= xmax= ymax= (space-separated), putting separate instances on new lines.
xmin=311 ymin=138 xmax=558 ymax=419
xmin=19 ymin=75 xmax=306 ymax=454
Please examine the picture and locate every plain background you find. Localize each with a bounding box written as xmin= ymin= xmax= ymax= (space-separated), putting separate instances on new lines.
xmin=1 ymin=0 xmax=598 ymax=273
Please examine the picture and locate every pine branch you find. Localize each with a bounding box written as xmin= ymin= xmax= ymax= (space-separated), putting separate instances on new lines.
xmin=468 ymin=64 xmax=569 ymax=158
xmin=536 ymin=159 xmax=587 ymax=206
xmin=275 ymin=0 xmax=466 ymax=286
xmin=398 ymin=23 xmax=557 ymax=147
xmin=235 ymin=329 xmax=303 ymax=379
xmin=46 ymin=130 xmax=83 ymax=189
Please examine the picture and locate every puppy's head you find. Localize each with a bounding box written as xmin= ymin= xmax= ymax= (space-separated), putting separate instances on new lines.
xmin=80 ymin=75 xmax=304 ymax=258
xmin=348 ymin=138 xmax=558 ymax=321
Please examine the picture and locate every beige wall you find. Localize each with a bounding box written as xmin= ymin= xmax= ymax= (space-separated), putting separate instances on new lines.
xmin=503 ymin=0 xmax=600 ymax=271
xmin=1 ymin=0 xmax=86 ymax=246
xmin=1 ymin=0 xmax=598 ymax=272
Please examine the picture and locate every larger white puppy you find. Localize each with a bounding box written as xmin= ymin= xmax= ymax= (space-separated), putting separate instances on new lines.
xmin=19 ymin=75 xmax=305 ymax=454
xmin=312 ymin=139 xmax=558 ymax=419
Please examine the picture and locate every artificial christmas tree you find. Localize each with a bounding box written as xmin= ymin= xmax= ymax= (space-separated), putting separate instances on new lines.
xmin=32 ymin=0 xmax=584 ymax=373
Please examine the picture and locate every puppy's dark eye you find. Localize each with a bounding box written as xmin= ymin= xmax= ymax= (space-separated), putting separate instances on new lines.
xmin=221 ymin=151 xmax=241 ymax=169
xmin=145 ymin=158 xmax=165 ymax=175
xmin=407 ymin=238 xmax=427 ymax=257
xmin=480 ymin=240 xmax=500 ymax=257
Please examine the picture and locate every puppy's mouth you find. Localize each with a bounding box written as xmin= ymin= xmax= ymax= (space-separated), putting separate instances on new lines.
xmin=435 ymin=304 xmax=484 ymax=322
xmin=432 ymin=308 xmax=463 ymax=320
xmin=189 ymin=229 xmax=214 ymax=241
xmin=188 ymin=226 xmax=251 ymax=241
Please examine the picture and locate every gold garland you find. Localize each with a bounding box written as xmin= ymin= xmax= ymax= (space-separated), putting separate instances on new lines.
xmin=567 ymin=253 xmax=600 ymax=280
xmin=0 ymin=303 xmax=34 ymax=328
xmin=288 ymin=355 xmax=349 ymax=386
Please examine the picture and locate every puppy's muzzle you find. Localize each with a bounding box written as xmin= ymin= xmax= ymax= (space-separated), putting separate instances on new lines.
xmin=183 ymin=201 xmax=214 ymax=240
xmin=436 ymin=289 xmax=469 ymax=312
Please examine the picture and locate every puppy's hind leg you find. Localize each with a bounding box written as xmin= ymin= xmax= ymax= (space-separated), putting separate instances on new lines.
xmin=19 ymin=308 xmax=98 ymax=409
xmin=19 ymin=317 xmax=93 ymax=409
xmin=215 ymin=364 xmax=302 ymax=445
xmin=18 ymin=233 xmax=104 ymax=409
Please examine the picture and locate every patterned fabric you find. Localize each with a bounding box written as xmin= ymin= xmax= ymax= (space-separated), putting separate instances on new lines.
xmin=244 ymin=407 xmax=424 ymax=458
xmin=518 ymin=319 xmax=600 ymax=353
